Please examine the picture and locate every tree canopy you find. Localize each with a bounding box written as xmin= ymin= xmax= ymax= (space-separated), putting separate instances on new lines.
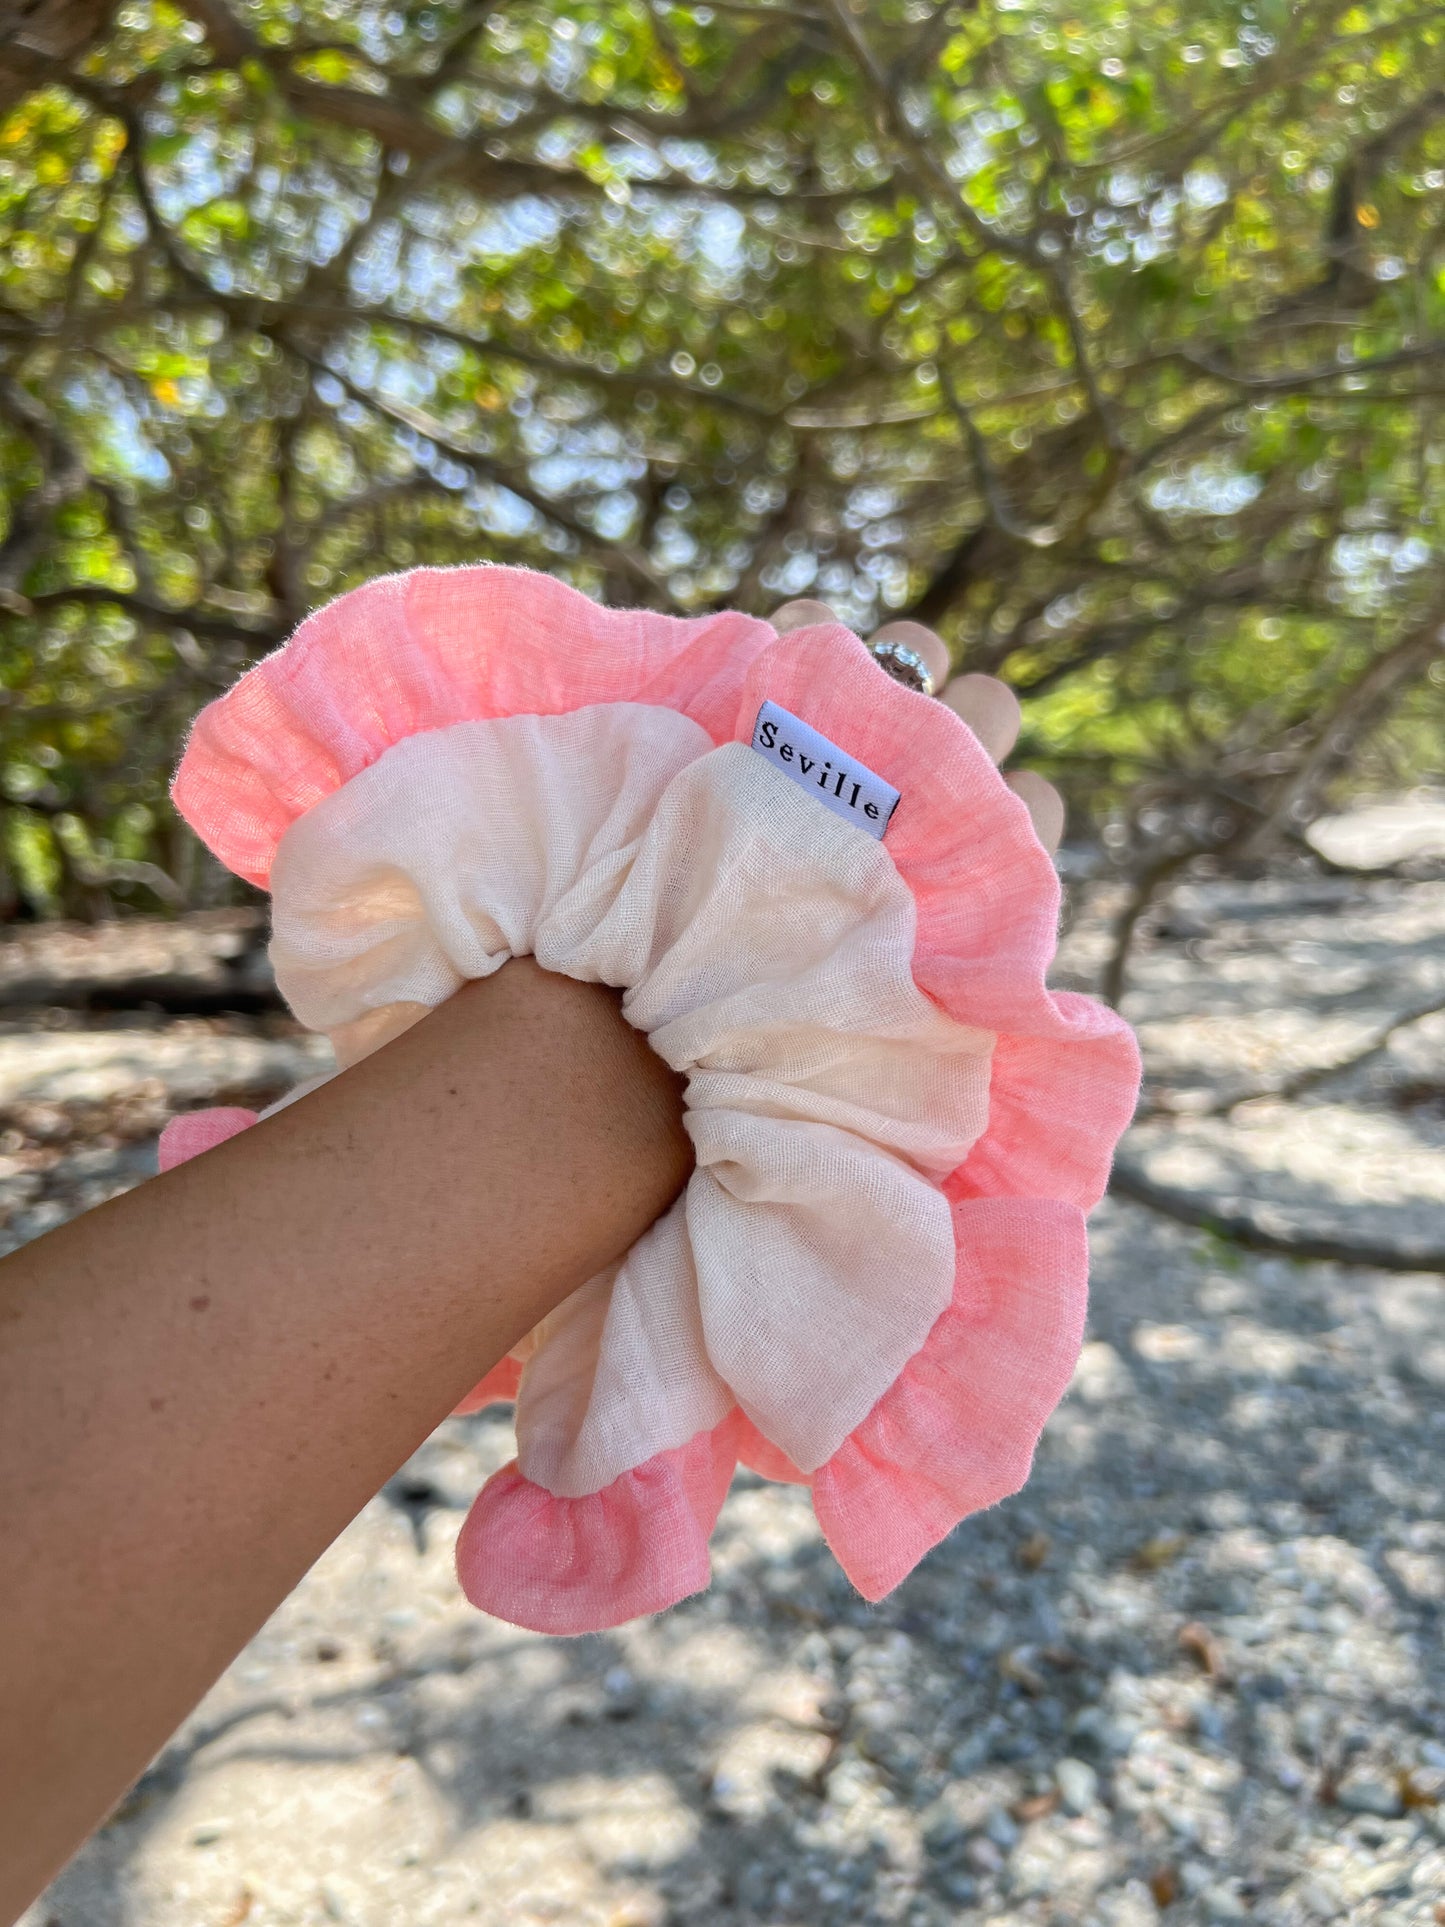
xmin=1 ymin=0 xmax=1442 ymax=917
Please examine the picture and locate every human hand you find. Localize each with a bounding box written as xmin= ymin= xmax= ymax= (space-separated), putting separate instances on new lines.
xmin=769 ymin=602 xmax=1064 ymax=855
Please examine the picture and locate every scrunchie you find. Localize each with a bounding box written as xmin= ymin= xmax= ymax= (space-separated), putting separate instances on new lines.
xmin=162 ymin=565 xmax=1139 ymax=1634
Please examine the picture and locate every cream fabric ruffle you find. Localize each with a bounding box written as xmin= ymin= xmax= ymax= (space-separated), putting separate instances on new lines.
xmin=265 ymin=701 xmax=996 ymax=1496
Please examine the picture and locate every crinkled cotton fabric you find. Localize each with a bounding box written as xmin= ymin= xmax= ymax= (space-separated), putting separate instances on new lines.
xmin=267 ymin=705 xmax=993 ymax=1495
xmin=162 ymin=564 xmax=1141 ymax=1635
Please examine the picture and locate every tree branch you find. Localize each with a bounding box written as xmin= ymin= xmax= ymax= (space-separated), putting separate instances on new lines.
xmin=1109 ymin=1159 xmax=1445 ymax=1276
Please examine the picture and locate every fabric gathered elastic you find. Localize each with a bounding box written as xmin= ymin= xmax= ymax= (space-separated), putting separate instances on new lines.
xmin=161 ymin=565 xmax=1140 ymax=1635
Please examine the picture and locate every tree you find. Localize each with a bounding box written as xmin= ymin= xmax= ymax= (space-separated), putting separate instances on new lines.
xmin=1 ymin=0 xmax=1442 ymax=920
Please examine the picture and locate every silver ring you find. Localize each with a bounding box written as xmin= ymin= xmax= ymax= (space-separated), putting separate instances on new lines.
xmin=869 ymin=640 xmax=935 ymax=698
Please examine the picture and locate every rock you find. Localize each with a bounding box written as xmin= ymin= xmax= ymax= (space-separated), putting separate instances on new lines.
xmin=1194 ymin=1702 xmax=1228 ymax=1745
xmin=946 ymin=1732 xmax=990 ymax=1775
xmin=920 ymin=1803 xmax=967 ymax=1854
xmin=738 ymin=1862 xmax=772 ymax=1907
xmin=985 ymin=1808 xmax=1020 ymax=1850
xmin=991 ymin=1730 xmax=1039 ymax=1763
xmin=1336 ymin=1777 xmax=1404 ymax=1819
xmin=965 ymin=1836 xmax=1004 ymax=1876
xmin=1104 ymin=1880 xmax=1165 ymax=1927
xmin=1071 ymin=1341 xmax=1134 ymax=1405
xmin=872 ymin=1732 xmax=924 ymax=1775
xmin=319 ymin=1881 xmax=360 ymax=1924
xmin=1202 ymin=1885 xmax=1248 ymax=1921
xmin=1342 ymin=1857 xmax=1414 ymax=1902
xmin=1294 ymin=1877 xmax=1344 ymax=1920
xmin=1071 ymin=1706 xmax=1139 ymax=1758
xmin=1056 ymin=1756 xmax=1100 ymax=1815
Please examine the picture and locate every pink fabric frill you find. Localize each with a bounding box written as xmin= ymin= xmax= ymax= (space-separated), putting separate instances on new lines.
xmin=158 ymin=1106 xmax=259 ymax=1171
xmin=166 ymin=565 xmax=1140 ymax=1633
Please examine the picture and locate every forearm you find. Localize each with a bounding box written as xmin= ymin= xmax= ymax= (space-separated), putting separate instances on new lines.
xmin=0 ymin=959 xmax=691 ymax=1920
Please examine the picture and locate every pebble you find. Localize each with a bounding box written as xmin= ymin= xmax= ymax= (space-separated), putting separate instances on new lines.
xmin=1295 ymin=1877 xmax=1344 ymax=1919
xmin=984 ymin=1808 xmax=1020 ymax=1850
xmin=946 ymin=1732 xmax=990 ymax=1775
xmin=965 ymin=1837 xmax=1003 ymax=1876
xmin=920 ymin=1805 xmax=966 ymax=1854
xmin=1070 ymin=1706 xmax=1138 ymax=1757
xmin=320 ymin=1881 xmax=359 ymax=1924
xmin=1193 ymin=1701 xmax=1228 ymax=1744
xmin=1336 ymin=1777 xmax=1405 ymax=1819
xmin=939 ymin=1871 xmax=977 ymax=1904
xmin=1055 ymin=1756 xmax=1100 ymax=1815
xmin=1202 ymin=1885 xmax=1248 ymax=1921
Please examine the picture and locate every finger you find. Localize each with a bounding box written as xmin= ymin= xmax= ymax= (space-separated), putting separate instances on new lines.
xmin=1006 ymin=769 xmax=1065 ymax=856
xmin=939 ymin=673 xmax=1022 ymax=764
xmin=867 ymin=620 xmax=951 ymax=694
xmin=770 ymin=599 xmax=839 ymax=634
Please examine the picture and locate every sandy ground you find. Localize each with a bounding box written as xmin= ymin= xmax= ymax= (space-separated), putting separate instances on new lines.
xmin=6 ymin=846 xmax=1444 ymax=1927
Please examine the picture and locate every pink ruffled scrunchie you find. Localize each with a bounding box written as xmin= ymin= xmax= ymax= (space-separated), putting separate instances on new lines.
xmin=161 ymin=565 xmax=1139 ymax=1634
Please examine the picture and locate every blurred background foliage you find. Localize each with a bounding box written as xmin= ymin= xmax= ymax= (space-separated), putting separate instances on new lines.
xmin=0 ymin=0 xmax=1442 ymax=921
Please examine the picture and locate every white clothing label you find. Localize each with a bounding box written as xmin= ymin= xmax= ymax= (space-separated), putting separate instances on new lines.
xmin=750 ymin=700 xmax=900 ymax=839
